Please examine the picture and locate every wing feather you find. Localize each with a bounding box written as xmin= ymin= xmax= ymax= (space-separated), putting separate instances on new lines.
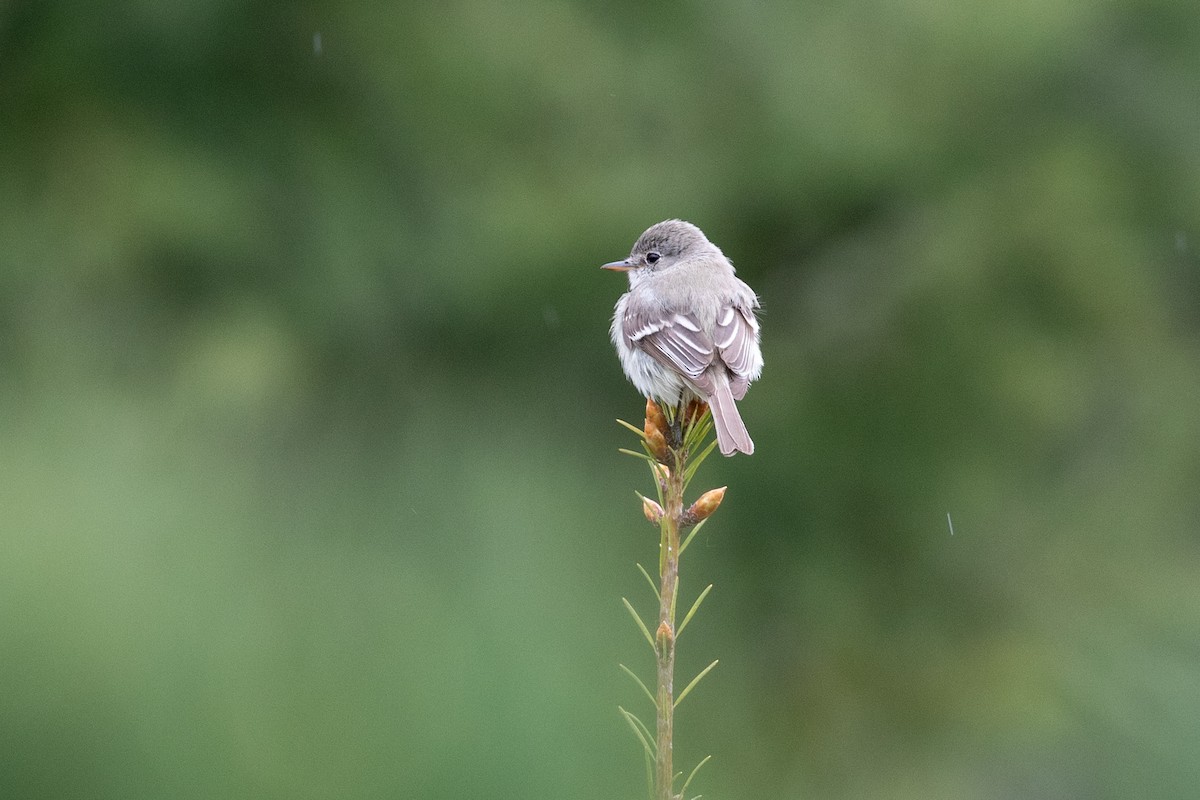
xmin=714 ymin=304 xmax=759 ymax=377
xmin=624 ymin=306 xmax=715 ymax=381
xmin=624 ymin=300 xmax=758 ymax=401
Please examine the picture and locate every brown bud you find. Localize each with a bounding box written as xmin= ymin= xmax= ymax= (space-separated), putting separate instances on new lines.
xmin=645 ymin=398 xmax=669 ymax=439
xmin=684 ymin=399 xmax=709 ymax=427
xmin=652 ymin=463 xmax=671 ymax=486
xmin=645 ymin=426 xmax=669 ymax=463
xmin=655 ymin=620 xmax=674 ymax=651
xmin=683 ymin=486 xmax=726 ymax=525
xmin=640 ymin=495 xmax=664 ymax=525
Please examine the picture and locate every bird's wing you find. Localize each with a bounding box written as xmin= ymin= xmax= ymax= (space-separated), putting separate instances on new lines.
xmin=713 ymin=303 xmax=759 ymax=400
xmin=623 ymin=306 xmax=717 ymax=393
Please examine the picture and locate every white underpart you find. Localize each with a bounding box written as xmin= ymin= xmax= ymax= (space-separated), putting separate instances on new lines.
xmin=618 ymin=342 xmax=694 ymax=404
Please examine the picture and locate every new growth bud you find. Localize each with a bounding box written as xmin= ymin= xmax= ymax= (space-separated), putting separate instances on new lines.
xmin=645 ymin=427 xmax=669 ymax=463
xmin=652 ymin=463 xmax=671 ymax=488
xmin=644 ymin=399 xmax=670 ymax=461
xmin=655 ymin=620 xmax=674 ymax=652
xmin=645 ymin=398 xmax=669 ymax=437
xmin=640 ymin=494 xmax=664 ymax=525
xmin=683 ymin=399 xmax=709 ymax=427
xmin=682 ymin=486 xmax=727 ymax=526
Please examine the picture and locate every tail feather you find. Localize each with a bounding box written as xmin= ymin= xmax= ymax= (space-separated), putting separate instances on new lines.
xmin=708 ymin=380 xmax=754 ymax=456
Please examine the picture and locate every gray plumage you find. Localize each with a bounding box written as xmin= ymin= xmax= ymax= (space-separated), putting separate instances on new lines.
xmin=603 ymin=220 xmax=763 ymax=456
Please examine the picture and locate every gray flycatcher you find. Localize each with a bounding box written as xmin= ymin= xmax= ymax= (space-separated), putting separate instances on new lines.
xmin=603 ymin=219 xmax=763 ymax=456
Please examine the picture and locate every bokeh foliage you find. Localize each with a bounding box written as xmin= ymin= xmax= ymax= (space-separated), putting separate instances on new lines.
xmin=3 ymin=1 xmax=1200 ymax=798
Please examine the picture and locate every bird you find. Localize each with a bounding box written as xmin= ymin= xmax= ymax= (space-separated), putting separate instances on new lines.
xmin=603 ymin=220 xmax=763 ymax=456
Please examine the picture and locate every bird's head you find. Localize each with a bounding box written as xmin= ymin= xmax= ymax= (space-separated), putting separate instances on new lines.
xmin=601 ymin=219 xmax=716 ymax=281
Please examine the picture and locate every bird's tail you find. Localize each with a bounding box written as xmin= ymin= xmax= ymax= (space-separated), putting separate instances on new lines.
xmin=708 ymin=379 xmax=754 ymax=456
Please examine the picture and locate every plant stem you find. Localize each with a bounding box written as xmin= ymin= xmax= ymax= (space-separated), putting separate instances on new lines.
xmin=620 ymin=400 xmax=720 ymax=799
xmin=655 ymin=446 xmax=685 ymax=800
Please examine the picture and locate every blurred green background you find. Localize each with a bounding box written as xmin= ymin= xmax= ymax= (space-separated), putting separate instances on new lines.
xmin=3 ymin=1 xmax=1200 ymax=798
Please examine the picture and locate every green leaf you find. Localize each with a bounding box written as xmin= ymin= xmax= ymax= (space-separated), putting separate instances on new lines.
xmin=622 ymin=597 xmax=655 ymax=652
xmin=619 ymin=705 xmax=655 ymax=800
xmin=661 ymin=402 xmax=678 ymax=424
xmin=679 ymin=517 xmax=708 ymax=555
xmin=618 ymin=663 xmax=657 ymax=708
xmin=680 ymin=755 xmax=712 ymax=798
xmin=674 ymin=659 xmax=718 ymax=709
xmin=677 ymin=584 xmax=712 ymax=638
xmin=685 ymin=425 xmax=711 ymax=455
xmin=618 ymin=447 xmax=656 ymax=464
xmin=682 ymin=408 xmax=713 ymax=451
xmin=617 ymin=706 xmax=656 ymax=759
xmin=625 ymin=706 xmax=657 ymax=758
xmin=636 ymin=562 xmax=660 ymax=600
xmin=616 ymin=418 xmax=647 ymax=439
xmin=683 ymin=439 xmax=719 ymax=488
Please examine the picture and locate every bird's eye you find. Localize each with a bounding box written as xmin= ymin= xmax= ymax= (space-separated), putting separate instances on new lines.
xmin=645 ymin=252 xmax=661 ymax=264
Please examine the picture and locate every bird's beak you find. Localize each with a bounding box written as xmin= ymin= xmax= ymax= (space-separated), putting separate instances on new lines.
xmin=601 ymin=258 xmax=635 ymax=271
